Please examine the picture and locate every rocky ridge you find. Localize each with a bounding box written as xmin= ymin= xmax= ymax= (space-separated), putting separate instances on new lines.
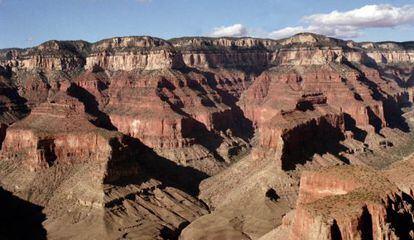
xmin=276 ymin=165 xmax=414 ymax=240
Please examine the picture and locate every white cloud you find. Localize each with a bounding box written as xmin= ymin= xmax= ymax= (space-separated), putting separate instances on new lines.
xmin=209 ymin=4 xmax=414 ymax=40
xmin=209 ymin=23 xmax=360 ymax=40
xmin=304 ymin=4 xmax=414 ymax=28
xmin=271 ymin=4 xmax=414 ymax=39
xmin=209 ymin=24 xmax=248 ymax=37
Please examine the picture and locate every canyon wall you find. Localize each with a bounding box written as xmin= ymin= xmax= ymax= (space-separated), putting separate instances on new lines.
xmin=0 ymin=33 xmax=413 ymax=239
xmin=0 ymin=33 xmax=413 ymax=172
xmin=288 ymin=165 xmax=414 ymax=240
xmin=0 ymin=33 xmax=413 ymax=173
xmin=2 ymin=33 xmax=414 ymax=73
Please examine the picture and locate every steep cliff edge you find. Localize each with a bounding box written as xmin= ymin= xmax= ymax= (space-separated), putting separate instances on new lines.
xmin=0 ymin=89 xmax=209 ymax=239
xmin=2 ymin=33 xmax=414 ymax=73
xmin=287 ymin=165 xmax=414 ymax=240
xmin=239 ymin=63 xmax=389 ymax=170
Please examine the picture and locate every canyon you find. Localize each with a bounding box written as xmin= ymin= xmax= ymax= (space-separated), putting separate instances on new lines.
xmin=0 ymin=33 xmax=414 ymax=239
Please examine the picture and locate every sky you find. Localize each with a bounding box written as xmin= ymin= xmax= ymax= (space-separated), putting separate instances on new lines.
xmin=0 ymin=0 xmax=414 ymax=48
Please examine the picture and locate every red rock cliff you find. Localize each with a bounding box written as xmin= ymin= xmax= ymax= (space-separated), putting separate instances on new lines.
xmin=289 ymin=166 xmax=414 ymax=240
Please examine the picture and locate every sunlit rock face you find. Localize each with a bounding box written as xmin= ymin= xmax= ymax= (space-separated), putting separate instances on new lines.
xmin=0 ymin=40 xmax=88 ymax=72
xmin=85 ymin=37 xmax=185 ymax=71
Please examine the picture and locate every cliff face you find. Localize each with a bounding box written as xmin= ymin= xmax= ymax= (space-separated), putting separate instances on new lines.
xmin=0 ymin=73 xmax=29 ymax=124
xmin=171 ymin=34 xmax=414 ymax=69
xmin=289 ymin=166 xmax=414 ymax=240
xmin=239 ymin=63 xmax=390 ymax=169
xmin=0 ymin=40 xmax=87 ymax=72
xmin=0 ymin=33 xmax=414 ymax=239
xmin=2 ymin=33 xmax=414 ymax=73
xmin=99 ymin=68 xmax=251 ymax=174
xmin=85 ymin=37 xmax=185 ymax=71
xmin=0 ymin=93 xmax=131 ymax=175
xmin=0 ymin=89 xmax=208 ymax=239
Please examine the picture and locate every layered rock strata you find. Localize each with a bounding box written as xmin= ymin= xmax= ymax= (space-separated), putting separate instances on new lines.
xmin=239 ymin=63 xmax=389 ymax=170
xmin=0 ymin=33 xmax=413 ymax=239
xmin=101 ymin=68 xmax=251 ymax=174
xmin=0 ymin=34 xmax=412 ymax=173
xmin=2 ymin=33 xmax=414 ymax=73
xmin=1 ymin=93 xmax=128 ymax=173
xmin=288 ymin=165 xmax=414 ymax=240
xmin=0 ymin=90 xmax=208 ymax=239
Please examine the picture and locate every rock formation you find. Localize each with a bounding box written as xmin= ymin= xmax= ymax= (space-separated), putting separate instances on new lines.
xmin=286 ymin=165 xmax=414 ymax=240
xmin=0 ymin=32 xmax=414 ymax=239
xmin=0 ymin=88 xmax=208 ymax=239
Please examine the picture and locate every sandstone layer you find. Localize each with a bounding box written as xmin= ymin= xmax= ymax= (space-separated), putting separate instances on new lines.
xmin=287 ymin=165 xmax=414 ymax=240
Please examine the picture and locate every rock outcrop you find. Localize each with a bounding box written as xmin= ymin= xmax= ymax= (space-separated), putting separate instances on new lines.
xmin=85 ymin=36 xmax=185 ymax=71
xmin=0 ymin=92 xmax=140 ymax=184
xmin=0 ymin=90 xmax=208 ymax=239
xmin=2 ymin=33 xmax=414 ymax=73
xmin=96 ymin=67 xmax=252 ymax=174
xmin=288 ymin=165 xmax=414 ymax=240
xmin=254 ymin=106 xmax=345 ymax=170
xmin=239 ymin=63 xmax=390 ymax=170
xmin=0 ymin=40 xmax=87 ymax=72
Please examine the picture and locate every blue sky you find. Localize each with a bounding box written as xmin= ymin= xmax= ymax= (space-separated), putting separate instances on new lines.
xmin=0 ymin=0 xmax=413 ymax=48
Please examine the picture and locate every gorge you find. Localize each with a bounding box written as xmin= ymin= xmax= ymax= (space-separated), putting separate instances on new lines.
xmin=1 ymin=33 xmax=414 ymax=239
